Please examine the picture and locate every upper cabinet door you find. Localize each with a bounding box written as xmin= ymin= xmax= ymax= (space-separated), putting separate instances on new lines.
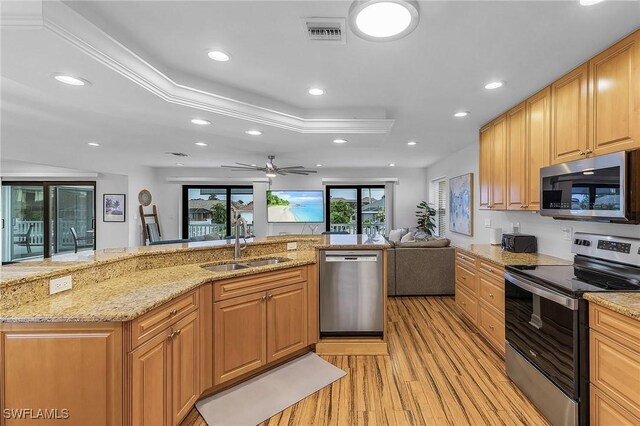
xmin=589 ymin=31 xmax=640 ymax=156
xmin=552 ymin=63 xmax=589 ymax=164
xmin=479 ymin=124 xmax=493 ymax=209
xmin=526 ymin=87 xmax=551 ymax=211
xmin=490 ymin=115 xmax=508 ymax=210
xmin=506 ymin=103 xmax=527 ymax=211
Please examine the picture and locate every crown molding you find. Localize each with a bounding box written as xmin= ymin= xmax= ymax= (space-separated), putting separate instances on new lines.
xmin=2 ymin=1 xmax=394 ymax=135
xmin=165 ymin=177 xmax=270 ymax=184
xmin=1 ymin=172 xmax=99 ymax=179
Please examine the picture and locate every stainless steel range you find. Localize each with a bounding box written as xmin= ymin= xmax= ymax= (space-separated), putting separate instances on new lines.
xmin=504 ymin=232 xmax=640 ymax=426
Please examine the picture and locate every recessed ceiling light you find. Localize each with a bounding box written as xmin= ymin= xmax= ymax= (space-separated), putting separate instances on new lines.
xmin=333 ymin=138 xmax=348 ymax=144
xmin=389 ymin=163 xmax=396 ymax=167
xmin=195 ymin=142 xmax=208 ymax=147
xmin=580 ymin=0 xmax=604 ymax=5
xmin=176 ymin=163 xmax=184 ymax=166
xmin=485 ymin=81 xmax=503 ymax=90
xmin=245 ymin=130 xmax=263 ymax=136
xmin=407 ymin=141 xmax=417 ymax=146
xmin=454 ymin=111 xmax=470 ymax=118
xmin=87 ymin=142 xmax=100 ymax=147
xmin=308 ymin=88 xmax=325 ymax=96
xmin=316 ymin=164 xmax=323 ymax=167
xmin=51 ymin=73 xmax=91 ymax=86
xmin=191 ymin=118 xmax=211 ymax=126
xmin=208 ymin=50 xmax=230 ymax=62
xmin=350 ymin=0 xmax=420 ymax=41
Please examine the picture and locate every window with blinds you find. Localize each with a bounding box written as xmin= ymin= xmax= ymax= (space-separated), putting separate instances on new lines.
xmin=435 ymin=179 xmax=447 ymax=237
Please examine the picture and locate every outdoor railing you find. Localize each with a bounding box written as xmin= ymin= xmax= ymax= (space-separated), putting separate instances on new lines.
xmin=188 ymin=223 xmax=254 ymax=238
xmin=329 ymin=223 xmax=385 ymax=235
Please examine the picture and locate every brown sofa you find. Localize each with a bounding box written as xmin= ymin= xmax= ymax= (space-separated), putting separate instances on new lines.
xmin=386 ymin=239 xmax=455 ymax=296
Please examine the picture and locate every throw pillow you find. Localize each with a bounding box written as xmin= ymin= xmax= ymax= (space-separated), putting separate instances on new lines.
xmin=400 ymin=232 xmax=415 ymax=243
xmin=388 ymin=229 xmax=404 ymax=243
xmin=413 ymin=229 xmax=429 ymax=240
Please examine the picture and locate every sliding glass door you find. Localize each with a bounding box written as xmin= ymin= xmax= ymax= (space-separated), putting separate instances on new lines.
xmin=326 ymin=186 xmax=385 ymax=235
xmin=1 ymin=182 xmax=96 ymax=263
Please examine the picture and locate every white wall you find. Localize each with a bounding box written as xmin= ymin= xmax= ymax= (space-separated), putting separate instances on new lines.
xmin=425 ymin=144 xmax=640 ymax=260
xmin=152 ymin=167 xmax=429 ymax=239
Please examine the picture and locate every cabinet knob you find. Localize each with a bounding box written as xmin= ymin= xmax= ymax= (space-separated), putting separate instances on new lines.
xmin=462 ymin=301 xmax=466 ymax=306
xmin=585 ymin=149 xmax=593 ymax=155
xmin=489 ymin=268 xmax=494 ymax=273
xmin=578 ymin=150 xmax=585 ymax=156
xmin=267 ymin=294 xmax=273 ymax=300
xmin=462 ymin=276 xmax=466 ymax=280
xmin=261 ymin=295 xmax=267 ymax=301
xmin=489 ymin=293 xmax=494 ymax=298
xmin=489 ymin=325 xmax=495 ymax=330
xmin=168 ymin=329 xmax=182 ymax=339
xmin=169 ymin=309 xmax=178 ymax=316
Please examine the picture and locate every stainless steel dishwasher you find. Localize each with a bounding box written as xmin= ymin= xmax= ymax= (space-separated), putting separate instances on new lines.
xmin=319 ymin=250 xmax=384 ymax=337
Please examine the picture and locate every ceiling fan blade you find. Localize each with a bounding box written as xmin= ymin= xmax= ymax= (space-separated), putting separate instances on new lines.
xmin=234 ymin=162 xmax=257 ymax=167
xmin=277 ymin=166 xmax=306 ymax=170
xmin=221 ymin=165 xmax=257 ymax=170
xmin=282 ymin=170 xmax=314 ymax=175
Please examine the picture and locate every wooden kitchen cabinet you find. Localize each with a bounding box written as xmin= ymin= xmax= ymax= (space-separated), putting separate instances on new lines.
xmin=130 ymin=309 xmax=200 ymax=426
xmin=589 ymin=304 xmax=640 ymax=424
xmin=588 ymin=30 xmax=640 ymax=156
xmin=525 ymin=86 xmax=551 ymax=211
xmin=551 ymin=63 xmax=589 ymax=164
xmin=267 ymin=283 xmax=308 ymax=363
xmin=479 ymin=115 xmax=507 ymax=210
xmin=506 ymin=102 xmax=527 ymax=210
xmin=454 ymin=250 xmax=505 ymax=354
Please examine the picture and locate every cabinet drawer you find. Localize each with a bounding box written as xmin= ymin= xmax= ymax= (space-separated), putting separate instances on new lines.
xmin=131 ymin=290 xmax=199 ymax=348
xmin=478 ymin=260 xmax=504 ymax=281
xmin=591 ymin=384 xmax=640 ymax=426
xmin=214 ymin=267 xmax=307 ymax=301
xmin=455 ymin=286 xmax=477 ymax=322
xmin=590 ymin=304 xmax=640 ymax=353
xmin=478 ymin=274 xmax=504 ymax=314
xmin=590 ymin=330 xmax=640 ymax=419
xmin=455 ymin=250 xmax=476 ymax=269
xmin=478 ymin=302 xmax=505 ymax=353
xmin=455 ymin=264 xmax=477 ymax=294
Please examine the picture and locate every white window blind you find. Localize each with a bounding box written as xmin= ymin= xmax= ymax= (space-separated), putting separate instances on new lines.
xmin=435 ymin=179 xmax=447 ymax=237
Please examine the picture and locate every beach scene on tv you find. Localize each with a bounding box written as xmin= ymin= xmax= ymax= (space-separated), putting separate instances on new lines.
xmin=267 ymin=191 xmax=324 ymax=223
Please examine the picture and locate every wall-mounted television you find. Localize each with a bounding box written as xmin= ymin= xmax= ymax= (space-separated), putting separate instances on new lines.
xmin=267 ymin=190 xmax=324 ymax=223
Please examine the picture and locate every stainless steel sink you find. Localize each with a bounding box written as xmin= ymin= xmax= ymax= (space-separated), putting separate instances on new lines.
xmin=202 ymin=263 xmax=250 ymax=272
xmin=245 ymin=257 xmax=290 ymax=267
xmin=201 ymin=257 xmax=290 ymax=272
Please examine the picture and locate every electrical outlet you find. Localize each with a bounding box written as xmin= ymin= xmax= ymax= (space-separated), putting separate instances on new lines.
xmin=287 ymin=242 xmax=298 ymax=250
xmin=484 ymin=219 xmax=491 ymax=228
xmin=561 ymin=226 xmax=574 ymax=241
xmin=50 ymin=275 xmax=72 ymax=295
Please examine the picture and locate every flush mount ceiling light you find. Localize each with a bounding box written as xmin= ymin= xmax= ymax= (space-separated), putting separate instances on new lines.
xmin=388 ymin=163 xmax=396 ymax=167
xmin=87 ymin=142 xmax=100 ymax=147
xmin=195 ymin=142 xmax=208 ymax=146
xmin=308 ymin=88 xmax=325 ymax=96
xmin=207 ymin=50 xmax=230 ymax=62
xmin=454 ymin=111 xmax=470 ymax=118
xmin=407 ymin=141 xmax=417 ymax=146
xmin=176 ymin=163 xmax=184 ymax=167
xmin=580 ymin=0 xmax=604 ymax=5
xmin=51 ymin=73 xmax=91 ymax=86
xmin=349 ymin=0 xmax=420 ymax=42
xmin=485 ymin=81 xmax=504 ymax=90
xmin=333 ymin=138 xmax=348 ymax=144
xmin=316 ymin=164 xmax=323 ymax=167
xmin=190 ymin=118 xmax=211 ymax=126
xmin=245 ymin=130 xmax=263 ymax=136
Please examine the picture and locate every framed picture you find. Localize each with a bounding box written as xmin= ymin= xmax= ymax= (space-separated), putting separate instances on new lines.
xmin=449 ymin=173 xmax=473 ymax=236
xmin=103 ymin=194 xmax=126 ymax=222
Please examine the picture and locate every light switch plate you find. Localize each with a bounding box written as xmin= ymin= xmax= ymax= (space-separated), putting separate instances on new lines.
xmin=50 ymin=275 xmax=72 ymax=295
xmin=287 ymin=242 xmax=297 ymax=250
xmin=484 ymin=219 xmax=491 ymax=228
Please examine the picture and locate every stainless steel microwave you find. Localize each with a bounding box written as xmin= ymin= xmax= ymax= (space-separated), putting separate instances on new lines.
xmin=540 ymin=150 xmax=640 ymax=223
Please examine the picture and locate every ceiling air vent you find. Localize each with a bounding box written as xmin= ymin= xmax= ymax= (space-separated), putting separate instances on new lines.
xmin=165 ymin=152 xmax=190 ymax=157
xmin=303 ymin=18 xmax=346 ymax=44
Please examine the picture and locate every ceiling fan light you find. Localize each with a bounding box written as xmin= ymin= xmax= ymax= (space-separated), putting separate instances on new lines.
xmin=266 ymin=172 xmax=277 ymax=178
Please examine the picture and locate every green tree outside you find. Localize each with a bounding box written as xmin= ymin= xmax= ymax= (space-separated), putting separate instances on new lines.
xmin=330 ymin=200 xmax=354 ymax=224
xmin=210 ymin=203 xmax=226 ymax=224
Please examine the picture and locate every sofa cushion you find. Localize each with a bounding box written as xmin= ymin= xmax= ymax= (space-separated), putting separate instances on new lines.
xmin=400 ymin=232 xmax=415 ymax=243
xmin=395 ymin=238 xmax=451 ymax=248
xmin=388 ymin=229 xmax=404 ymax=243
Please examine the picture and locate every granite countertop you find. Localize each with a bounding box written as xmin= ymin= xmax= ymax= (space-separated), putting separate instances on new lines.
xmin=584 ymin=293 xmax=640 ymax=321
xmin=454 ymin=244 xmax=572 ymax=266
xmin=0 ymin=250 xmax=316 ymax=323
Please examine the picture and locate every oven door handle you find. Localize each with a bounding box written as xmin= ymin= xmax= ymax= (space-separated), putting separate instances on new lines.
xmin=505 ymin=272 xmax=579 ymax=311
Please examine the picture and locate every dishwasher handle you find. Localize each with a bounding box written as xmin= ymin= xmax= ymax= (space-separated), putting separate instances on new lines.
xmin=324 ymin=254 xmax=379 ymax=262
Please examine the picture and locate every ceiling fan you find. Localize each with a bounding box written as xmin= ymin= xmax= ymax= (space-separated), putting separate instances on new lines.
xmin=221 ymin=155 xmax=317 ymax=177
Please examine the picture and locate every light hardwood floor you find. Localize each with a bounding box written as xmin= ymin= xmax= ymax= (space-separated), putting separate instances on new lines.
xmin=182 ymin=297 xmax=550 ymax=425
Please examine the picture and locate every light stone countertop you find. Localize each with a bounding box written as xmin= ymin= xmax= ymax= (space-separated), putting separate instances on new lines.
xmin=0 ymin=250 xmax=317 ymax=323
xmin=454 ymin=244 xmax=573 ymax=266
xmin=584 ymin=293 xmax=640 ymax=321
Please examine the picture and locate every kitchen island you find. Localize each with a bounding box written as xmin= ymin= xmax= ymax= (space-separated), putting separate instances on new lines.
xmin=0 ymin=234 xmax=388 ymax=426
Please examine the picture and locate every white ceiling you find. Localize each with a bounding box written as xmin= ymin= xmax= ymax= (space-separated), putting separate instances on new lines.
xmin=1 ymin=0 xmax=639 ymax=175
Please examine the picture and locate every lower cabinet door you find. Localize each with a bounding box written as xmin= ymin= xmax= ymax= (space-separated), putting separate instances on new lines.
xmin=214 ymin=292 xmax=267 ymax=385
xmin=267 ymin=283 xmax=308 ymax=363
xmin=131 ymin=330 xmax=171 ymax=426
xmin=171 ymin=310 xmax=200 ymax=426
xmin=591 ymin=385 xmax=640 ymax=426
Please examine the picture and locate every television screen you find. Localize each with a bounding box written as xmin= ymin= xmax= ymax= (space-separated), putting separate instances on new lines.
xmin=267 ymin=190 xmax=324 ymax=223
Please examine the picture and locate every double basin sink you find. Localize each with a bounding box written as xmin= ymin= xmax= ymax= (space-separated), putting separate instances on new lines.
xmin=202 ymin=257 xmax=290 ymax=272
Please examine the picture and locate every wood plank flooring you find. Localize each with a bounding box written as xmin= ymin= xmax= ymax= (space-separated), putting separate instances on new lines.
xmin=182 ymin=297 xmax=550 ymax=426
